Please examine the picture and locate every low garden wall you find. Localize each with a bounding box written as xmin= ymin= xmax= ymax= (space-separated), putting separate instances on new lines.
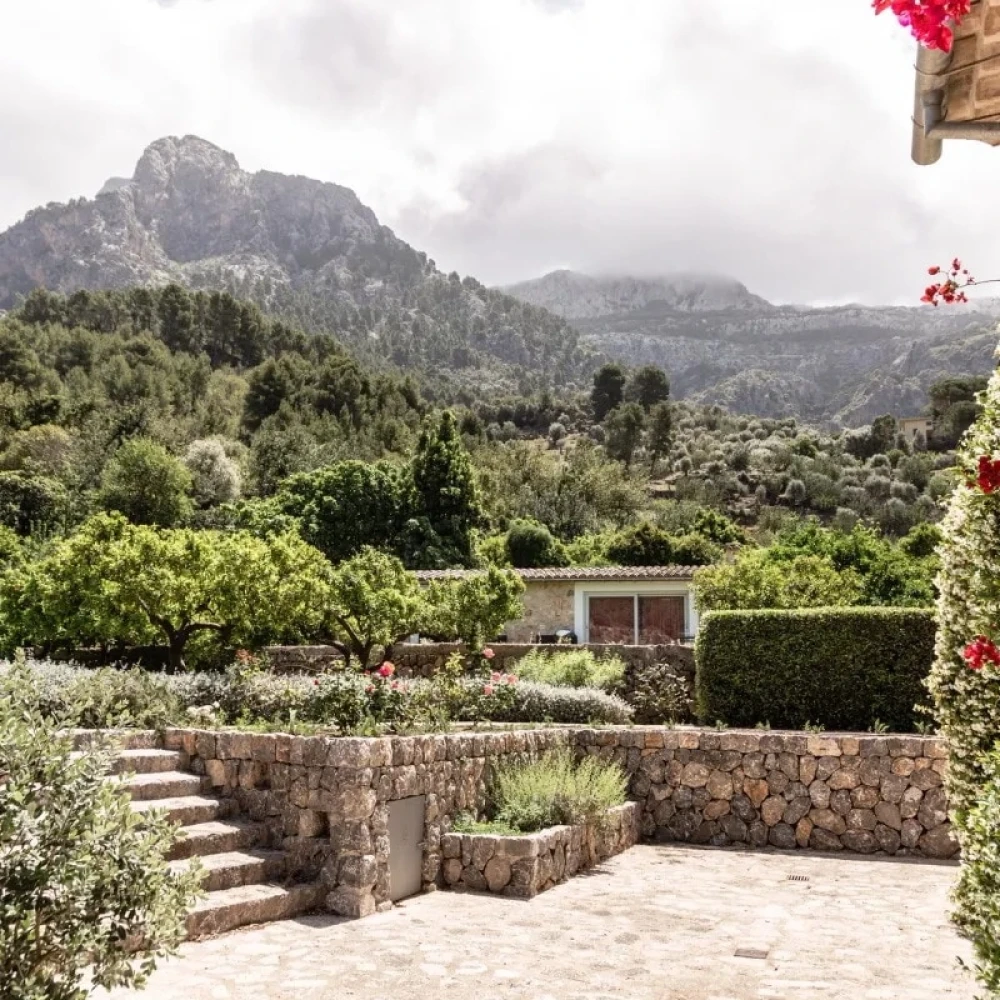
xmin=576 ymin=728 xmax=958 ymax=859
xmin=263 ymin=642 xmax=696 ymax=681
xmin=441 ymin=802 xmax=641 ymax=897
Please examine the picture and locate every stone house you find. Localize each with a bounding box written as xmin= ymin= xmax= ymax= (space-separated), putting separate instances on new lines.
xmin=911 ymin=0 xmax=1000 ymax=164
xmin=415 ymin=566 xmax=698 ymax=644
xmin=899 ymin=416 xmax=933 ymax=443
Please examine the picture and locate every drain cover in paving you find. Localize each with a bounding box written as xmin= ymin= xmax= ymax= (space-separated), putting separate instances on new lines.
xmin=786 ymin=874 xmax=810 ymax=882
xmin=734 ymin=947 xmax=770 ymax=960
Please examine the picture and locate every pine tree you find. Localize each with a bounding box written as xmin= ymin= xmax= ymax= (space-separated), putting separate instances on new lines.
xmin=410 ymin=410 xmax=482 ymax=566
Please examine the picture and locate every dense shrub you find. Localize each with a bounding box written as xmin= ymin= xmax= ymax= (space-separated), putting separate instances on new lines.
xmin=488 ymin=748 xmax=627 ymax=832
xmin=952 ymin=746 xmax=1000 ymax=995
xmin=627 ymin=663 xmax=694 ymax=724
xmin=695 ymin=608 xmax=935 ymax=731
xmin=0 ymin=665 xmax=202 ymax=999
xmin=929 ymin=356 xmax=1000 ymax=997
xmin=0 ymin=659 xmax=632 ymax=731
xmin=515 ymin=648 xmax=625 ymax=691
xmin=504 ymin=519 xmax=569 ymax=568
xmin=475 ymin=680 xmax=632 ymax=725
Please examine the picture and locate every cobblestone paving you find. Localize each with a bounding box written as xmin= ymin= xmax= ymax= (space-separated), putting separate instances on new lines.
xmin=104 ymin=844 xmax=975 ymax=1000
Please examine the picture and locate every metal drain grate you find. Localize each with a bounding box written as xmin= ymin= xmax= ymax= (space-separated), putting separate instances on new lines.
xmin=786 ymin=874 xmax=810 ymax=882
xmin=734 ymin=947 xmax=770 ymax=960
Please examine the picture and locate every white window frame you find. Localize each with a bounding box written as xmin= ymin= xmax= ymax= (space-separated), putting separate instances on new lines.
xmin=573 ymin=581 xmax=697 ymax=644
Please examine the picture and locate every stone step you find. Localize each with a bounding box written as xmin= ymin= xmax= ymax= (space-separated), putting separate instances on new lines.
xmin=120 ymin=771 xmax=203 ymax=801
xmin=168 ymin=820 xmax=264 ymax=861
xmin=112 ymin=749 xmax=183 ymax=775
xmin=71 ymin=729 xmax=160 ymax=751
xmin=171 ymin=850 xmax=287 ymax=892
xmin=186 ymin=882 xmax=324 ymax=940
xmin=131 ymin=795 xmax=230 ymax=826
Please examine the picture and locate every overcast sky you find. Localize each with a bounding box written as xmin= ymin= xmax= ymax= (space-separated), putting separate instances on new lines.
xmin=1 ymin=0 xmax=998 ymax=305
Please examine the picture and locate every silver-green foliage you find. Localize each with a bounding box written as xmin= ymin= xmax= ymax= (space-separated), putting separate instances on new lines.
xmin=491 ymin=748 xmax=627 ymax=832
xmin=0 ymin=664 xmax=202 ymax=1000
xmin=515 ymin=648 xmax=625 ymax=691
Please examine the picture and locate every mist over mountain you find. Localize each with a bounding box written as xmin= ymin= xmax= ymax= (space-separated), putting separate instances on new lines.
xmin=505 ymin=270 xmax=1000 ymax=425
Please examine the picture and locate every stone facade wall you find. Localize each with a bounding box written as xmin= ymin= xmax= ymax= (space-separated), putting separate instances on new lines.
xmin=505 ymin=581 xmax=575 ymax=642
xmin=441 ymin=802 xmax=641 ymax=897
xmin=576 ymin=729 xmax=958 ymax=860
xmin=162 ymin=726 xmax=570 ymax=918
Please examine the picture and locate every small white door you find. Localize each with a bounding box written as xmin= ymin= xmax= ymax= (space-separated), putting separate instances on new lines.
xmin=388 ymin=795 xmax=425 ymax=902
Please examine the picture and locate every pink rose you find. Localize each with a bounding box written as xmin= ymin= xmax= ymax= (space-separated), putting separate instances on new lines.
xmin=491 ymin=671 xmax=502 ymax=682
xmin=483 ymin=684 xmax=495 ymax=696
xmin=483 ymin=648 xmax=495 ymax=660
xmin=378 ymin=662 xmax=395 ymax=678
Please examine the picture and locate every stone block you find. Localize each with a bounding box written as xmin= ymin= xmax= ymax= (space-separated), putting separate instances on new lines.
xmin=899 ymin=786 xmax=924 ymax=820
xmin=875 ymin=823 xmax=901 ymax=854
xmin=443 ymin=858 xmax=463 ymax=884
xmin=324 ymin=787 xmax=377 ymax=821
xmin=703 ymin=799 xmax=731 ymax=821
xmin=809 ymin=780 xmax=831 ymax=810
xmin=795 ymin=817 xmax=813 ymax=847
xmin=744 ymin=778 xmax=769 ymax=808
xmin=842 ymin=830 xmax=878 ymax=854
xmin=217 ymin=732 xmax=252 ymax=760
xmin=799 ymin=755 xmax=817 ymax=786
xmin=339 ymin=854 xmax=378 ymax=890
xmin=205 ymin=758 xmax=227 ymax=788
xmin=767 ymin=771 xmax=790 ymax=796
xmin=900 ymin=818 xmax=923 ymax=849
xmin=680 ymin=762 xmax=711 ymax=788
xmin=917 ymin=787 xmax=948 ymax=830
xmin=298 ymin=809 xmax=326 ymax=838
xmin=829 ymin=789 xmax=852 ymax=817
xmin=705 ymin=770 xmax=733 ymax=800
xmin=816 ymin=756 xmax=841 ymax=781
xmin=918 ymin=823 xmax=959 ymax=859
xmin=828 ymin=768 xmax=859 ymax=791
xmin=761 ymin=796 xmax=786 ymax=827
xmin=807 ymin=736 xmax=842 ymax=757
xmin=326 ymin=886 xmax=376 ymax=918
xmin=809 ymin=827 xmax=843 ymax=851
xmin=783 ymin=796 xmax=811 ymax=827
xmin=768 ymin=823 xmax=796 ymax=849
xmin=809 ymin=808 xmax=847 ymax=835
xmin=880 ymin=774 xmax=908 ymax=804
xmin=874 ymin=801 xmax=902 ymax=831
xmin=910 ymin=767 xmax=943 ymax=791
xmin=846 ymin=808 xmax=877 ymax=832
xmin=850 ymin=785 xmax=879 ymax=810
xmin=720 ymin=814 xmax=748 ymax=842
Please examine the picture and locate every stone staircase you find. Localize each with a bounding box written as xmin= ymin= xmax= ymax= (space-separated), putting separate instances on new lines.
xmin=107 ymin=736 xmax=323 ymax=938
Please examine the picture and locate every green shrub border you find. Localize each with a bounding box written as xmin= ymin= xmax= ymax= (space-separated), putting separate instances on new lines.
xmin=695 ymin=607 xmax=935 ymax=732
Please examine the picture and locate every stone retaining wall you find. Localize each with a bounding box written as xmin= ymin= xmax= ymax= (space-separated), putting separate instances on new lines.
xmin=158 ymin=724 xmax=958 ymax=924
xmin=441 ymin=802 xmax=641 ymax=898
xmin=576 ymin=729 xmax=958 ymax=859
xmin=162 ymin=726 xmax=569 ymax=918
xmin=263 ymin=642 xmax=696 ymax=681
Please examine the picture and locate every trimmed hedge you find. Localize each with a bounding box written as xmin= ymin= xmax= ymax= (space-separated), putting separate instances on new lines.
xmin=695 ymin=607 xmax=935 ymax=732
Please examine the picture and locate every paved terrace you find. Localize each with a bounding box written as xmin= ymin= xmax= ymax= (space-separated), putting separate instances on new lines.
xmin=104 ymin=843 xmax=975 ymax=1000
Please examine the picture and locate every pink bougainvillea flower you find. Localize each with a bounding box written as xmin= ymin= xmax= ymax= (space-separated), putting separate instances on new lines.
xmin=377 ymin=662 xmax=395 ymax=678
xmin=963 ymin=636 xmax=1000 ymax=671
xmin=921 ymin=259 xmax=973 ymax=306
xmin=491 ymin=671 xmax=502 ymax=682
xmin=505 ymin=674 xmax=518 ymax=685
xmin=483 ymin=684 xmax=495 ymax=696
xmin=873 ymin=0 xmax=971 ymax=53
xmin=973 ymin=456 xmax=1000 ymax=494
xmin=482 ymin=648 xmax=495 ymax=660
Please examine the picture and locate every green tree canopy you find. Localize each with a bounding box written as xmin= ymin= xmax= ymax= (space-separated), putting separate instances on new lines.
xmin=3 ymin=514 xmax=331 ymax=671
xmin=98 ymin=438 xmax=193 ymax=527
xmin=604 ymin=402 xmax=646 ymax=467
xmin=626 ymin=365 xmax=670 ymax=411
xmin=504 ymin=519 xmax=569 ymax=568
xmin=590 ymin=363 xmax=627 ymax=422
xmin=275 ymin=460 xmax=407 ymax=563
xmin=422 ymin=566 xmax=524 ymax=648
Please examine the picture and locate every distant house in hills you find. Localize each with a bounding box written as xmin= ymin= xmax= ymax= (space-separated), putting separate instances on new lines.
xmin=911 ymin=1 xmax=1000 ymax=164
xmin=415 ymin=566 xmax=699 ymax=645
xmin=899 ymin=415 xmax=934 ymax=442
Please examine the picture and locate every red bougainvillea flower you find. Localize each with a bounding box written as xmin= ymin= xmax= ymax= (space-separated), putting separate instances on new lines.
xmin=922 ymin=258 xmax=973 ymax=306
xmin=483 ymin=684 xmax=495 ymax=696
xmin=313 ymin=678 xmax=320 ymax=687
xmin=482 ymin=648 xmax=495 ymax=660
xmin=972 ymin=456 xmax=1000 ymax=494
xmin=873 ymin=0 xmax=972 ymax=53
xmin=963 ymin=636 xmax=1000 ymax=670
xmin=377 ymin=662 xmax=395 ymax=678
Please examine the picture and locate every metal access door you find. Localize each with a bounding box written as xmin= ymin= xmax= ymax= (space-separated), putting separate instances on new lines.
xmin=388 ymin=795 xmax=425 ymax=902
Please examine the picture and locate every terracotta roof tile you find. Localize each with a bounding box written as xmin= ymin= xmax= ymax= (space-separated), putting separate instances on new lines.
xmin=413 ymin=566 xmax=695 ymax=582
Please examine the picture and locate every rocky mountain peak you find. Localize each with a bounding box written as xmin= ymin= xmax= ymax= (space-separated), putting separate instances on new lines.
xmin=504 ymin=269 xmax=771 ymax=319
xmin=132 ymin=135 xmax=243 ymax=194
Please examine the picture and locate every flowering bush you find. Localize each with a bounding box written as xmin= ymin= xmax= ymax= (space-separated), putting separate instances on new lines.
xmin=874 ymin=1 xmax=972 ymax=53
xmin=928 ymin=341 xmax=1000 ymax=995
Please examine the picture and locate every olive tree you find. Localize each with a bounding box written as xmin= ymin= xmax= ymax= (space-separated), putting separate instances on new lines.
xmin=4 ymin=514 xmax=331 ymax=671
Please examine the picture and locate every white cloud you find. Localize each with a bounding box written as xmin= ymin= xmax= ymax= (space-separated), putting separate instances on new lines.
xmin=0 ymin=0 xmax=998 ymax=305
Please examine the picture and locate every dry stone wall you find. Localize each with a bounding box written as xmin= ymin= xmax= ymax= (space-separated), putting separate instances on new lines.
xmin=163 ymin=727 xmax=569 ymax=918
xmin=576 ymin=729 xmax=958 ymax=859
xmin=441 ymin=803 xmax=641 ymax=897
xmin=159 ymin=724 xmax=958 ymax=924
